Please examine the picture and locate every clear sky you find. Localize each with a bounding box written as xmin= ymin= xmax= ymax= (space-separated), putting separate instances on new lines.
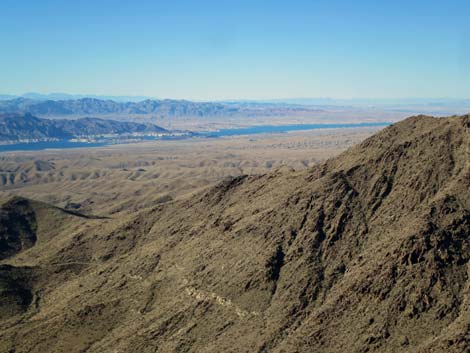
xmin=1 ymin=0 xmax=469 ymax=100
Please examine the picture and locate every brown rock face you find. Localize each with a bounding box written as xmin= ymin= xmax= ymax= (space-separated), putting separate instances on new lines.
xmin=1 ymin=115 xmax=469 ymax=352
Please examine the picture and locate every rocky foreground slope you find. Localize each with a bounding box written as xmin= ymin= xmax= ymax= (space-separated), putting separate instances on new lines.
xmin=1 ymin=115 xmax=469 ymax=352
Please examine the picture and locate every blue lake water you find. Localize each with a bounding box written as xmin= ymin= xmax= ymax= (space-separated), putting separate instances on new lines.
xmin=0 ymin=122 xmax=390 ymax=152
xmin=0 ymin=140 xmax=108 ymax=152
xmin=203 ymin=122 xmax=390 ymax=137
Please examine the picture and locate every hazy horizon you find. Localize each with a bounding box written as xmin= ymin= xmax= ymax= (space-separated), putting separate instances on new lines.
xmin=2 ymin=92 xmax=470 ymax=104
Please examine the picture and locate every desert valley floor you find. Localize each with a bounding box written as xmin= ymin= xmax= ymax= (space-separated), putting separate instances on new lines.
xmin=0 ymin=127 xmax=380 ymax=216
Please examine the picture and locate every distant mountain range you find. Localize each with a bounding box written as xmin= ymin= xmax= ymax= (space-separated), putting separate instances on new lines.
xmin=0 ymin=93 xmax=153 ymax=102
xmin=0 ymin=113 xmax=167 ymax=143
xmin=0 ymin=97 xmax=323 ymax=119
xmin=0 ymin=98 xmax=241 ymax=117
xmin=3 ymin=93 xmax=470 ymax=107
xmin=1 ymin=96 xmax=470 ymax=121
xmin=228 ymin=97 xmax=470 ymax=108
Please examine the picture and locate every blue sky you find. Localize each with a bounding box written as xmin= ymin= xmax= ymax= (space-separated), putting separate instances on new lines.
xmin=1 ymin=0 xmax=469 ymax=100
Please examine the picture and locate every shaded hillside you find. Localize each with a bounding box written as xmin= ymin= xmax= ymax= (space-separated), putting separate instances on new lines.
xmin=0 ymin=196 xmax=94 ymax=260
xmin=0 ymin=115 xmax=469 ymax=352
xmin=54 ymin=117 xmax=167 ymax=135
xmin=0 ymin=197 xmax=99 ymax=318
xmin=0 ymin=197 xmax=38 ymax=259
xmin=0 ymin=113 xmax=167 ymax=142
xmin=0 ymin=113 xmax=71 ymax=141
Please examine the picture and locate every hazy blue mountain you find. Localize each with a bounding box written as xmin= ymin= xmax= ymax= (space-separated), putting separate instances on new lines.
xmin=3 ymin=97 xmax=468 ymax=121
xmin=0 ymin=93 xmax=155 ymax=102
xmin=0 ymin=98 xmax=240 ymax=117
xmin=21 ymin=93 xmax=153 ymax=102
xmin=0 ymin=113 xmax=167 ymax=142
xmin=0 ymin=95 xmax=18 ymax=101
xmin=254 ymin=97 xmax=470 ymax=107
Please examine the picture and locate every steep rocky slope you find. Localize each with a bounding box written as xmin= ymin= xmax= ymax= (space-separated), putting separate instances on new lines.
xmin=0 ymin=115 xmax=469 ymax=352
xmin=0 ymin=197 xmax=101 ymax=319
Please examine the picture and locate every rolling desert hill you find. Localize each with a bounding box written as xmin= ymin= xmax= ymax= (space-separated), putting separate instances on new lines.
xmin=0 ymin=127 xmax=376 ymax=216
xmin=0 ymin=115 xmax=469 ymax=352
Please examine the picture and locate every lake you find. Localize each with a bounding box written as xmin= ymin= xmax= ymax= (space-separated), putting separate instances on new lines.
xmin=202 ymin=122 xmax=390 ymax=137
